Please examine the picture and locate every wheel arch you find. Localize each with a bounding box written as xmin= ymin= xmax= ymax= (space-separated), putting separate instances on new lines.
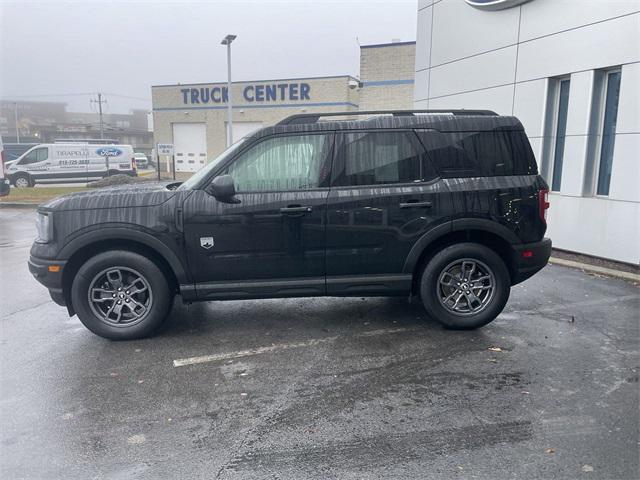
xmin=59 ymin=228 xmax=189 ymax=313
xmin=404 ymin=219 xmax=518 ymax=294
xmin=11 ymin=171 xmax=33 ymax=187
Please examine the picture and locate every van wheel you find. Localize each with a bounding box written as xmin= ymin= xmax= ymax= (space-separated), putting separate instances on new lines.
xmin=71 ymin=250 xmax=172 ymax=340
xmin=13 ymin=174 xmax=32 ymax=188
xmin=420 ymin=243 xmax=510 ymax=330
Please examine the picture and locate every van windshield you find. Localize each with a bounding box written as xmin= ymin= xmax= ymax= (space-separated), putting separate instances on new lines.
xmin=178 ymin=138 xmax=247 ymax=190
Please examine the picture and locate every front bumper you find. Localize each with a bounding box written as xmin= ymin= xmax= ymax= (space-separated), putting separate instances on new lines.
xmin=510 ymin=237 xmax=552 ymax=285
xmin=28 ymin=256 xmax=67 ymax=306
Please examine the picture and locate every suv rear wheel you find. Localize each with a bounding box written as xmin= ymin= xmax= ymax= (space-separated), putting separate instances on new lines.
xmin=420 ymin=243 xmax=510 ymax=330
xmin=71 ymin=250 xmax=172 ymax=340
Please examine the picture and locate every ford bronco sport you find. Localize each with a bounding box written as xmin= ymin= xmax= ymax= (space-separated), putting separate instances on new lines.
xmin=29 ymin=110 xmax=551 ymax=340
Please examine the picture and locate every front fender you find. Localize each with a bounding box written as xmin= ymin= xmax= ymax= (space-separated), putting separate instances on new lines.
xmin=57 ymin=224 xmax=190 ymax=285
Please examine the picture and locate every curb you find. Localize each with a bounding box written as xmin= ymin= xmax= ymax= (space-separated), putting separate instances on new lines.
xmin=549 ymin=257 xmax=640 ymax=282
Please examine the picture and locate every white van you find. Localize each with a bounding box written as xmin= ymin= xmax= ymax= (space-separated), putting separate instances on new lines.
xmin=5 ymin=143 xmax=137 ymax=187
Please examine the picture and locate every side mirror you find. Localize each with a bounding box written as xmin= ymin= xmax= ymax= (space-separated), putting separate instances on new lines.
xmin=206 ymin=174 xmax=240 ymax=203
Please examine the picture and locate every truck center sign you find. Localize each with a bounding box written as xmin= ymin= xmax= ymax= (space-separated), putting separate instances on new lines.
xmin=180 ymin=82 xmax=312 ymax=105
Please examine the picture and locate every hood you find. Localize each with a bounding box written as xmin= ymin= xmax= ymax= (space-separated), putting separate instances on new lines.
xmin=40 ymin=182 xmax=178 ymax=212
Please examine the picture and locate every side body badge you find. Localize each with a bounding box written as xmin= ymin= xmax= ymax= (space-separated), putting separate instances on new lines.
xmin=200 ymin=237 xmax=214 ymax=250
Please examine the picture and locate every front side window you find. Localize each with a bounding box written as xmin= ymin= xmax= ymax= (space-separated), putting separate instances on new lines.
xmin=551 ymin=78 xmax=570 ymax=191
xmin=333 ymin=131 xmax=422 ymax=186
xmin=227 ymin=134 xmax=331 ymax=192
xmin=596 ymin=70 xmax=621 ymax=196
xmin=20 ymin=147 xmax=48 ymax=165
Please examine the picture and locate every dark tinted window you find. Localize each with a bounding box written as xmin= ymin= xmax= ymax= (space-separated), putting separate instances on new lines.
xmin=552 ymin=79 xmax=570 ymax=191
xmin=596 ymin=70 xmax=621 ymax=196
xmin=416 ymin=129 xmax=537 ymax=177
xmin=333 ymin=131 xmax=424 ymax=186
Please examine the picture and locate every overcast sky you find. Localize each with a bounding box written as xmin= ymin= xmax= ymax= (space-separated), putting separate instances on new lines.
xmin=0 ymin=0 xmax=417 ymax=113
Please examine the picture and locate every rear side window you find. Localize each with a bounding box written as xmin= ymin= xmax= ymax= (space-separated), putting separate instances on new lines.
xmin=416 ymin=129 xmax=537 ymax=177
xmin=332 ymin=131 xmax=427 ymax=186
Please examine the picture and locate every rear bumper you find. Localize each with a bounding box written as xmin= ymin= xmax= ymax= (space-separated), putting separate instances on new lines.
xmin=28 ymin=256 xmax=67 ymax=306
xmin=510 ymin=237 xmax=552 ymax=285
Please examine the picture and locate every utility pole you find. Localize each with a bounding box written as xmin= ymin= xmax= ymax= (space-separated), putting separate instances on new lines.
xmin=91 ymin=93 xmax=107 ymax=139
xmin=14 ymin=102 xmax=20 ymax=143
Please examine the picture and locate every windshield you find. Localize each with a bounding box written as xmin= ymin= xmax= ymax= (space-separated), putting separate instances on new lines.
xmin=178 ymin=138 xmax=247 ymax=190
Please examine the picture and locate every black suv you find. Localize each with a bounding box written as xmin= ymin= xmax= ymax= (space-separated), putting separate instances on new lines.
xmin=29 ymin=110 xmax=551 ymax=340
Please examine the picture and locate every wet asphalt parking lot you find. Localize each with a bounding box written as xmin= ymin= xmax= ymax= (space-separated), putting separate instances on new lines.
xmin=1 ymin=207 xmax=638 ymax=480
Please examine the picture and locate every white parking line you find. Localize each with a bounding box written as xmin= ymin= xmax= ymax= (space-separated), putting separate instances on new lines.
xmin=172 ymin=327 xmax=414 ymax=368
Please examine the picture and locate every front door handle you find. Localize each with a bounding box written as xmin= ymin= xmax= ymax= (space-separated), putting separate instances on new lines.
xmin=280 ymin=205 xmax=313 ymax=215
xmin=399 ymin=200 xmax=433 ymax=209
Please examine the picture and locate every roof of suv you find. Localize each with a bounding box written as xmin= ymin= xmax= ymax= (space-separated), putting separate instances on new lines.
xmin=248 ymin=111 xmax=525 ymax=141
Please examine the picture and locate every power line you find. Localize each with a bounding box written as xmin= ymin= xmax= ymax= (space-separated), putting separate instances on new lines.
xmin=2 ymin=93 xmax=95 ymax=99
xmin=103 ymin=93 xmax=151 ymax=102
xmin=2 ymin=92 xmax=151 ymax=102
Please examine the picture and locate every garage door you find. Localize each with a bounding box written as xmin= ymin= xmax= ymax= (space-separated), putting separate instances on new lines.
xmin=226 ymin=122 xmax=263 ymax=147
xmin=173 ymin=123 xmax=207 ymax=173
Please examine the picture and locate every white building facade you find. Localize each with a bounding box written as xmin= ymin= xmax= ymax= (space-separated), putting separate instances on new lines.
xmin=414 ymin=0 xmax=640 ymax=265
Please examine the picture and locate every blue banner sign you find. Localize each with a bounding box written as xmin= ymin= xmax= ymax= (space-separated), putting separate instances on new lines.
xmin=180 ymin=83 xmax=311 ymax=105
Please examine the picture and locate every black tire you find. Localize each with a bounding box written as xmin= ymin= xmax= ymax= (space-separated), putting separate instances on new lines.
xmin=71 ymin=250 xmax=172 ymax=340
xmin=12 ymin=173 xmax=33 ymax=188
xmin=420 ymin=243 xmax=510 ymax=330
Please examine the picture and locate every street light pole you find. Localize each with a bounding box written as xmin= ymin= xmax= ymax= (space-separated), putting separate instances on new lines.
xmin=14 ymin=102 xmax=20 ymax=144
xmin=221 ymin=34 xmax=237 ymax=147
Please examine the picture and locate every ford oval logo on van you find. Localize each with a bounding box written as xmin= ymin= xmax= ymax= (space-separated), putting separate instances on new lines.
xmin=465 ymin=0 xmax=533 ymax=10
xmin=96 ymin=147 xmax=123 ymax=157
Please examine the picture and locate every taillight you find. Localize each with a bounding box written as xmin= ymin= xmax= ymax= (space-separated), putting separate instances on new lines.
xmin=538 ymin=188 xmax=550 ymax=222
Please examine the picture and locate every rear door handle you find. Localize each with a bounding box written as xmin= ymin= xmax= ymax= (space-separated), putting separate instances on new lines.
xmin=280 ymin=205 xmax=313 ymax=215
xmin=399 ymin=200 xmax=433 ymax=209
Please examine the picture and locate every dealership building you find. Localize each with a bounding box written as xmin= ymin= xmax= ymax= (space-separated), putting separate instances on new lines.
xmin=151 ymin=41 xmax=415 ymax=172
xmin=414 ymin=0 xmax=639 ymax=264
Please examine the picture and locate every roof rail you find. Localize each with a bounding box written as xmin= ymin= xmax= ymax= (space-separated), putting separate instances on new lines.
xmin=277 ymin=109 xmax=498 ymax=125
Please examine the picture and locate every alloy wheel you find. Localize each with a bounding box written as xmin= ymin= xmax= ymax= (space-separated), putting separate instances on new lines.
xmin=87 ymin=267 xmax=153 ymax=325
xmin=436 ymin=258 xmax=495 ymax=316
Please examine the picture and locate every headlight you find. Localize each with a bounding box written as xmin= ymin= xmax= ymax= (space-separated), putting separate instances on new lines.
xmin=35 ymin=212 xmax=53 ymax=243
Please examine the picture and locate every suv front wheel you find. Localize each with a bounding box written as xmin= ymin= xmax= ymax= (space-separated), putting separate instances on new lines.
xmin=420 ymin=243 xmax=510 ymax=330
xmin=71 ymin=250 xmax=172 ymax=340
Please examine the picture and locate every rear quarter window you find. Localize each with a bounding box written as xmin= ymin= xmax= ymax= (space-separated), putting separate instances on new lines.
xmin=416 ymin=129 xmax=537 ymax=178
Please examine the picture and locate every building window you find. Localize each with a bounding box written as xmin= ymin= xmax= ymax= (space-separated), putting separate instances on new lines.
xmin=550 ymin=78 xmax=570 ymax=192
xmin=596 ymin=69 xmax=622 ymax=196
